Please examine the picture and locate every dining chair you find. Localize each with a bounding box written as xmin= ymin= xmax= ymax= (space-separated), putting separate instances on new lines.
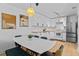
xmin=33 ymin=35 xmax=39 ymax=38
xmin=15 ymin=35 xmax=22 ymax=47
xmin=5 ymin=47 xmax=30 ymax=56
xmin=53 ymin=45 xmax=64 ymax=56
xmin=40 ymin=36 xmax=48 ymax=40
xmin=15 ymin=35 xmax=22 ymax=38
xmin=15 ymin=42 xmax=21 ymax=48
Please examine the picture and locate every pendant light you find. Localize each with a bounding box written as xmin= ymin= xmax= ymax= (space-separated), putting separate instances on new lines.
xmin=26 ymin=3 xmax=35 ymax=16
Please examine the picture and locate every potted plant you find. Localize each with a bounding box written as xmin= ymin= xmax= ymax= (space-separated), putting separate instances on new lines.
xmin=28 ymin=34 xmax=33 ymax=39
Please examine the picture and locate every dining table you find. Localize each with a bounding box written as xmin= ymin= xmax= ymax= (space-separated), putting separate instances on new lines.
xmin=13 ymin=35 xmax=57 ymax=55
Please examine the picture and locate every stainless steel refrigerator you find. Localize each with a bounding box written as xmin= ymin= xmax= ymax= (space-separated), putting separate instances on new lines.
xmin=66 ymin=15 xmax=78 ymax=43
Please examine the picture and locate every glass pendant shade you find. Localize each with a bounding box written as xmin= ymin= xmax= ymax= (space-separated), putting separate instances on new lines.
xmin=26 ymin=7 xmax=35 ymax=16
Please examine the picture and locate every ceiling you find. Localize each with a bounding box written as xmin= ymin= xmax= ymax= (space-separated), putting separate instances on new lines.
xmin=8 ymin=3 xmax=78 ymax=18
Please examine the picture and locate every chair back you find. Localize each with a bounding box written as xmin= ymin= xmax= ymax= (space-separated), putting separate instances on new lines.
xmin=55 ymin=45 xmax=64 ymax=56
xmin=15 ymin=35 xmax=22 ymax=38
xmin=40 ymin=36 xmax=47 ymax=40
xmin=33 ymin=35 xmax=39 ymax=38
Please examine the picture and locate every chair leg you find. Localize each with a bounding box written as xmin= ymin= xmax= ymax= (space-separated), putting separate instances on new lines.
xmin=52 ymin=52 xmax=56 ymax=56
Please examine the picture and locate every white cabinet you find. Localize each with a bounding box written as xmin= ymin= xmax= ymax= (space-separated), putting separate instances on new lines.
xmin=54 ymin=32 xmax=66 ymax=41
xmin=49 ymin=19 xmax=56 ymax=27
xmin=62 ymin=33 xmax=66 ymax=41
xmin=56 ymin=17 xmax=66 ymax=31
xmin=48 ymin=32 xmax=55 ymax=39
xmin=31 ymin=30 xmax=66 ymax=41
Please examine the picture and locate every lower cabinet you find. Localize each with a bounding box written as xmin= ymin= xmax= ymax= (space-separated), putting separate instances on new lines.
xmin=54 ymin=32 xmax=66 ymax=41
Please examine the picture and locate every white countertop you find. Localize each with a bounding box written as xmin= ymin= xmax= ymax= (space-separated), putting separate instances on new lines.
xmin=14 ymin=36 xmax=56 ymax=54
xmin=32 ymin=27 xmax=66 ymax=33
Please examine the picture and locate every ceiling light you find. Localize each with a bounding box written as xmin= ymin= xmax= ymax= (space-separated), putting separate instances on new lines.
xmin=26 ymin=3 xmax=35 ymax=16
xmin=26 ymin=7 xmax=35 ymax=16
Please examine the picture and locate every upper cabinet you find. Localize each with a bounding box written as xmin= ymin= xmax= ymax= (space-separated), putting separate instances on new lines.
xmin=48 ymin=18 xmax=56 ymax=27
xmin=56 ymin=17 xmax=66 ymax=26
xmin=29 ymin=15 xmax=66 ymax=31
xmin=55 ymin=17 xmax=66 ymax=30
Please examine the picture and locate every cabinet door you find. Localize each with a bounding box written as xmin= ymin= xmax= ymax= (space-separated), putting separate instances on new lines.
xmin=54 ymin=32 xmax=63 ymax=40
xmin=49 ymin=19 xmax=56 ymax=27
xmin=48 ymin=32 xmax=55 ymax=39
xmin=62 ymin=33 xmax=66 ymax=41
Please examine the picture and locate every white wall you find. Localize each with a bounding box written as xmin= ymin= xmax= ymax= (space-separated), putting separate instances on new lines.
xmin=0 ymin=4 xmax=31 ymax=53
